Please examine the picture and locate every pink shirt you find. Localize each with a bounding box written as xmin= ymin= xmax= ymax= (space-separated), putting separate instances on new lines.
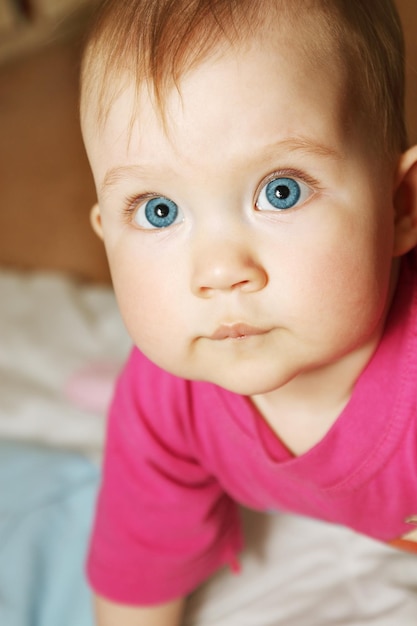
xmin=88 ymin=255 xmax=417 ymax=605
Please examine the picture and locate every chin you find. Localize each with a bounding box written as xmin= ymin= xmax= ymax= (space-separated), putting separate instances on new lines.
xmin=207 ymin=370 xmax=293 ymax=397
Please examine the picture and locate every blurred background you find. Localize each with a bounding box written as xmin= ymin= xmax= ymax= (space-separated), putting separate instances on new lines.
xmin=0 ymin=0 xmax=416 ymax=284
xmin=0 ymin=0 xmax=109 ymax=283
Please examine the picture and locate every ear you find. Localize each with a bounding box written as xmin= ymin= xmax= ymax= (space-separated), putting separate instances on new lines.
xmin=90 ymin=203 xmax=104 ymax=240
xmin=393 ymin=145 xmax=417 ymax=257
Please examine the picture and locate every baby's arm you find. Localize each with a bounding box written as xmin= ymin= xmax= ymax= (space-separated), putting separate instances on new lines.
xmin=94 ymin=594 xmax=184 ymax=626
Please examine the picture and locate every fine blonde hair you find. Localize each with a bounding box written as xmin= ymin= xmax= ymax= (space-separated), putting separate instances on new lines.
xmin=81 ymin=0 xmax=407 ymax=154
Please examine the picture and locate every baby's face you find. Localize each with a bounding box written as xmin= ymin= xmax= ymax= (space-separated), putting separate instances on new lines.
xmin=84 ymin=24 xmax=399 ymax=397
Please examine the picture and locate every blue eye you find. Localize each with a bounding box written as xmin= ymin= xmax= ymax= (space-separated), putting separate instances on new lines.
xmin=257 ymin=177 xmax=312 ymax=211
xmin=134 ymin=196 xmax=182 ymax=229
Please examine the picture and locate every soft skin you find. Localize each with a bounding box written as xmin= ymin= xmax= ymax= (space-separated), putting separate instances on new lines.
xmin=83 ymin=24 xmax=417 ymax=454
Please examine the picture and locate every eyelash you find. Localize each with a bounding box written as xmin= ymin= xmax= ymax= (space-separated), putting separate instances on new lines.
xmin=259 ymin=168 xmax=321 ymax=196
xmin=121 ymin=168 xmax=322 ymax=224
xmin=122 ymin=192 xmax=155 ymax=224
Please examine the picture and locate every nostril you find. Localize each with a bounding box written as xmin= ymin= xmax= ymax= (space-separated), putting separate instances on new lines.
xmin=197 ymin=285 xmax=214 ymax=298
xmin=191 ymin=247 xmax=268 ymax=296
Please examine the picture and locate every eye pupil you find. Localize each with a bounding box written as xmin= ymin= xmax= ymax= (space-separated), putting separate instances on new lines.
xmin=155 ymin=204 xmax=169 ymax=218
xmin=275 ymin=185 xmax=290 ymax=200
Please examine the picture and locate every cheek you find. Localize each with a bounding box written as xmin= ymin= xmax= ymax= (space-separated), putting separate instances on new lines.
xmin=329 ymin=240 xmax=392 ymax=327
xmin=277 ymin=207 xmax=394 ymax=323
xmin=107 ymin=243 xmax=185 ymax=349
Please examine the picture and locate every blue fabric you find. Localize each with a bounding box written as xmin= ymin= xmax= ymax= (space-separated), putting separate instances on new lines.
xmin=0 ymin=442 xmax=99 ymax=626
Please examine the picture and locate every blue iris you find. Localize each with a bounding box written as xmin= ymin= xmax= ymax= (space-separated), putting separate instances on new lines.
xmin=144 ymin=197 xmax=179 ymax=228
xmin=265 ymin=177 xmax=301 ymax=210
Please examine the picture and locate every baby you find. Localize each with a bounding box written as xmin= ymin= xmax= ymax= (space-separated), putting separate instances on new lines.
xmin=80 ymin=0 xmax=417 ymax=623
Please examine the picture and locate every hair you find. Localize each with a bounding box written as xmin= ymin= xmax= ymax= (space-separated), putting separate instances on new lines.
xmin=80 ymin=0 xmax=407 ymax=155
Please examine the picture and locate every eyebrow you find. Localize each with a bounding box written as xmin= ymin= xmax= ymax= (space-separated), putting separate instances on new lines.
xmin=263 ymin=137 xmax=343 ymax=161
xmin=99 ymin=136 xmax=343 ymax=197
xmin=99 ymin=164 xmax=151 ymax=199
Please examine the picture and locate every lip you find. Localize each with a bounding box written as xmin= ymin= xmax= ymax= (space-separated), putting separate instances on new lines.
xmin=210 ymin=323 xmax=269 ymax=340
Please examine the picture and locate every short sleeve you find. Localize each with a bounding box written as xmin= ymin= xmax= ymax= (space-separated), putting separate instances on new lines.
xmin=87 ymin=348 xmax=242 ymax=605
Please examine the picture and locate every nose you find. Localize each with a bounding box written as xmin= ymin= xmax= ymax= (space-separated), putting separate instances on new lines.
xmin=191 ymin=237 xmax=268 ymax=298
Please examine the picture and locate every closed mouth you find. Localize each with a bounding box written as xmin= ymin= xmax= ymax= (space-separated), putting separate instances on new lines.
xmin=210 ymin=323 xmax=268 ymax=340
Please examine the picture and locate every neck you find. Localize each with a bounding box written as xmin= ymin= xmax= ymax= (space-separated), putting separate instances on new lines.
xmin=251 ymin=323 xmax=384 ymax=456
xmin=251 ymin=260 xmax=402 ymax=456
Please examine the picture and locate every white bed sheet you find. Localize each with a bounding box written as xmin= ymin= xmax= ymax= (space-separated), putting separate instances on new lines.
xmin=2 ymin=268 xmax=417 ymax=625
xmin=0 ymin=270 xmax=130 ymax=458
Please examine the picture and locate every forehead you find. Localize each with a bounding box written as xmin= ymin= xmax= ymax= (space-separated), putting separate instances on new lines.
xmin=82 ymin=5 xmax=342 ymax=124
xmin=83 ymin=17 xmax=351 ymax=187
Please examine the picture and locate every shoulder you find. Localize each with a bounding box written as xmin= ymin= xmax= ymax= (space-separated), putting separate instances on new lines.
xmin=121 ymin=346 xmax=185 ymax=393
xmin=117 ymin=346 xmax=204 ymax=414
xmin=110 ymin=346 xmax=237 ymax=451
xmin=111 ymin=347 xmax=191 ymax=431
